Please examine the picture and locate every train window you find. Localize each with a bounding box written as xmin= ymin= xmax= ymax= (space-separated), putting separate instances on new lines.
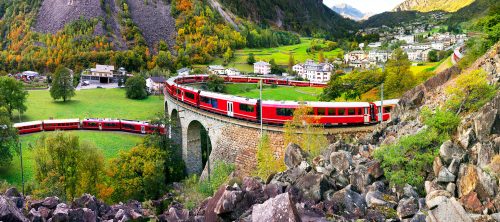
xmin=384 ymin=106 xmax=393 ymax=113
xmin=211 ymin=99 xmax=218 ymax=108
xmin=201 ymin=96 xmax=210 ymax=104
xmin=357 ymin=108 xmax=363 ymax=115
xmin=185 ymin=92 xmax=195 ymax=100
xmin=317 ymin=108 xmax=326 ymax=115
xmin=239 ymin=104 xmax=255 ymax=113
xmin=338 ymin=108 xmax=345 ymax=115
xmin=328 ymin=108 xmax=336 ymax=115
xmin=176 ymin=89 xmax=181 ymax=94
xmin=348 ymin=108 xmax=355 ymax=115
xmin=277 ymin=108 xmax=294 ymax=117
xmin=307 ymin=109 xmax=315 ymax=115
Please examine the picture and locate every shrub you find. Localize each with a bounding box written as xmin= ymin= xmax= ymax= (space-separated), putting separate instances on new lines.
xmin=198 ymin=161 xmax=235 ymax=196
xmin=255 ymin=134 xmax=286 ymax=180
xmin=421 ymin=108 xmax=461 ymax=135
xmin=445 ymin=69 xmax=496 ymax=113
xmin=374 ymin=129 xmax=445 ymax=192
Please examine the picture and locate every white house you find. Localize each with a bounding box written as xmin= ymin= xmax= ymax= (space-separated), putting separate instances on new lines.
xmin=81 ymin=64 xmax=117 ymax=84
xmin=208 ymin=65 xmax=226 ymax=75
xmin=292 ymin=64 xmax=304 ymax=75
xmin=405 ymin=49 xmax=423 ymax=62
xmin=254 ymin=61 xmax=271 ymax=75
xmin=177 ymin=68 xmax=191 ymax=76
xmin=431 ymin=42 xmax=445 ymax=51
xmin=395 ymin=35 xmax=415 ymax=44
xmin=368 ymin=50 xmax=390 ymax=63
xmin=146 ymin=76 xmax=166 ymax=94
xmin=225 ymin=68 xmax=240 ymax=76
xmin=344 ymin=50 xmax=367 ymax=63
xmin=368 ymin=42 xmax=382 ymax=48
xmin=295 ymin=60 xmax=334 ymax=83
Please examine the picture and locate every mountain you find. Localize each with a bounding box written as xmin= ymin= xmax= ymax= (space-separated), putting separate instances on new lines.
xmin=331 ymin=3 xmax=371 ymax=21
xmin=447 ymin=0 xmax=500 ymax=25
xmin=216 ymin=0 xmax=358 ymax=38
xmin=361 ymin=11 xmax=424 ymax=28
xmin=394 ymin=0 xmax=476 ymax=12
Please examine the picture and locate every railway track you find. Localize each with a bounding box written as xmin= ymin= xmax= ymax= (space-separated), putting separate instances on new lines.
xmin=167 ymin=94 xmax=377 ymax=134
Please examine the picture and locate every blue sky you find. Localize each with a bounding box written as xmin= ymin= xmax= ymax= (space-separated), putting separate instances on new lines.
xmin=323 ymin=0 xmax=405 ymax=14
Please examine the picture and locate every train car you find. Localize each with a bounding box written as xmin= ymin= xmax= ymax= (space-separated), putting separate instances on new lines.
xmin=82 ymin=118 xmax=121 ymax=131
xmin=228 ymin=76 xmax=250 ymax=83
xmin=199 ymin=91 xmax=259 ymax=121
xmin=288 ymin=81 xmax=311 ymax=87
xmin=43 ymin=119 xmax=81 ymax=131
xmin=177 ymin=86 xmax=200 ymax=106
xmin=120 ymin=120 xmax=150 ymax=134
xmin=14 ymin=121 xmax=43 ymax=134
xmin=372 ymin=99 xmax=399 ymax=122
xmin=310 ymin=82 xmax=327 ymax=88
xmin=307 ymin=102 xmax=372 ymax=125
xmin=261 ymin=101 xmax=299 ymax=124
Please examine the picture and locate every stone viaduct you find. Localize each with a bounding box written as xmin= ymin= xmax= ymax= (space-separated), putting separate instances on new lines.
xmin=164 ymin=93 xmax=375 ymax=177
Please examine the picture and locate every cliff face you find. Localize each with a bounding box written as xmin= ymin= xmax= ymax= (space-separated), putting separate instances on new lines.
xmin=394 ymin=0 xmax=475 ymax=12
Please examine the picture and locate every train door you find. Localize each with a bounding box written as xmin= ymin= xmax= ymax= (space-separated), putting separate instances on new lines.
xmin=364 ymin=107 xmax=370 ymax=123
xmin=227 ymin=102 xmax=234 ymax=117
xmin=181 ymin=91 xmax=185 ymax=102
xmin=99 ymin=122 xmax=103 ymax=131
xmin=369 ymin=103 xmax=376 ymax=122
xmin=141 ymin=125 xmax=146 ymax=134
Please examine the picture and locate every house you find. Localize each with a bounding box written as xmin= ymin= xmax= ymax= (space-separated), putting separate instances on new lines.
xmin=431 ymin=42 xmax=445 ymax=51
xmin=405 ymin=49 xmax=423 ymax=62
xmin=177 ymin=68 xmax=191 ymax=76
xmin=146 ymin=76 xmax=166 ymax=94
xmin=294 ymin=60 xmax=334 ymax=82
xmin=81 ymin=65 xmax=126 ymax=84
xmin=395 ymin=35 xmax=415 ymax=44
xmin=368 ymin=50 xmax=390 ymax=63
xmin=292 ymin=64 xmax=304 ymax=75
xmin=225 ymin=68 xmax=240 ymax=76
xmin=368 ymin=42 xmax=382 ymax=48
xmin=208 ymin=65 xmax=226 ymax=75
xmin=344 ymin=51 xmax=367 ymax=63
xmin=254 ymin=61 xmax=271 ymax=75
xmin=422 ymin=49 xmax=432 ymax=62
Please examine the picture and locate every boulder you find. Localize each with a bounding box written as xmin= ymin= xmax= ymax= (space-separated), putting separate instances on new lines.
xmin=447 ymin=183 xmax=457 ymax=196
xmin=349 ymin=165 xmax=370 ymax=193
xmin=0 ymin=196 xmax=28 ymax=222
xmin=426 ymin=190 xmax=452 ymax=209
xmin=397 ymin=197 xmax=419 ymax=219
xmin=284 ymin=143 xmax=308 ymax=169
xmin=214 ymin=186 xmax=254 ymax=221
xmin=72 ymin=194 xmax=107 ymax=217
xmin=427 ymin=197 xmax=472 ymax=222
xmin=294 ymin=171 xmax=334 ymax=202
xmin=433 ymin=157 xmax=444 ymax=177
xmin=459 ymin=192 xmax=484 ymax=214
xmin=437 ymin=167 xmax=456 ymax=183
xmin=474 ymin=103 xmax=497 ymax=142
xmin=204 ymin=186 xmax=227 ymax=222
xmin=365 ymin=190 xmax=397 ymax=209
xmin=477 ymin=143 xmax=494 ymax=168
xmin=458 ymin=165 xmax=497 ymax=201
xmin=365 ymin=160 xmax=384 ymax=179
xmin=4 ymin=188 xmax=21 ymax=198
xmin=162 ymin=206 xmax=189 ymax=221
xmin=403 ymin=184 xmax=419 ymax=199
xmin=325 ymin=185 xmax=366 ymax=219
xmin=28 ymin=208 xmax=42 ymax=222
xmin=329 ymin=151 xmax=352 ymax=172
xmin=459 ymin=128 xmax=476 ymax=149
xmin=263 ymin=183 xmax=283 ymax=199
xmin=43 ymin=196 xmax=61 ymax=209
xmin=410 ymin=212 xmax=427 ymax=222
xmin=449 ymin=158 xmax=461 ymax=175
xmin=251 ymin=193 xmax=300 ymax=222
xmin=52 ymin=203 xmax=70 ymax=222
xmin=439 ymin=141 xmax=465 ymax=164
xmin=68 ymin=208 xmax=96 ymax=222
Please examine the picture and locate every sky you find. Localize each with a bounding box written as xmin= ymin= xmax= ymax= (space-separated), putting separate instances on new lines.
xmin=323 ymin=0 xmax=405 ymax=14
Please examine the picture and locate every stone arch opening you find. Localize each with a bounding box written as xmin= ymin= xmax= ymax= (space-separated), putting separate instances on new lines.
xmin=186 ymin=120 xmax=212 ymax=175
xmin=170 ymin=109 xmax=182 ymax=147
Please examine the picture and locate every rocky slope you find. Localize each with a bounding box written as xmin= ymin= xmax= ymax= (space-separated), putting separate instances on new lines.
xmin=394 ymin=0 xmax=475 ymax=12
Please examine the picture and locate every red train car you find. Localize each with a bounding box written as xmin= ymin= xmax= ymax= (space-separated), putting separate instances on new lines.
xmin=14 ymin=121 xmax=43 ymax=134
xmin=82 ymin=119 xmax=121 ymax=131
xmin=261 ymin=101 xmax=298 ymax=124
xmin=121 ymin=120 xmax=165 ymax=134
xmin=43 ymin=119 xmax=81 ymax=131
xmin=373 ymin=99 xmax=399 ymax=122
xmin=307 ymin=102 xmax=371 ymax=125
xmin=199 ymin=91 xmax=258 ymax=121
xmin=288 ymin=81 xmax=311 ymax=87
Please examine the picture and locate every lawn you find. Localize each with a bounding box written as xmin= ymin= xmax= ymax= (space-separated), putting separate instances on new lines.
xmin=0 ymin=131 xmax=143 ymax=187
xmin=204 ymin=38 xmax=344 ymax=73
xmin=17 ymin=88 xmax=165 ymax=122
xmin=225 ymin=83 xmax=322 ymax=101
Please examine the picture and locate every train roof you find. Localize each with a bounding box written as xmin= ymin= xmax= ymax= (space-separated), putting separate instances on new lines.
xmin=44 ymin=119 xmax=80 ymax=124
xmin=83 ymin=118 xmax=120 ymax=122
xmin=307 ymin=101 xmax=370 ymax=108
xmin=14 ymin=121 xmax=43 ymax=127
xmin=199 ymin=91 xmax=258 ymax=104
xmin=373 ymin=99 xmax=400 ymax=106
xmin=120 ymin=119 xmax=149 ymax=124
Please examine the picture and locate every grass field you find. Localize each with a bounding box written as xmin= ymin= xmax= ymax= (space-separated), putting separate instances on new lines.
xmin=0 ymin=131 xmax=143 ymax=187
xmin=203 ymin=38 xmax=344 ymax=73
xmin=17 ymin=88 xmax=165 ymax=123
xmin=225 ymin=83 xmax=322 ymax=101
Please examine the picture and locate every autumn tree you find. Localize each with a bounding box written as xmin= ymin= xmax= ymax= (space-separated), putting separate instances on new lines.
xmin=318 ymin=51 xmax=325 ymax=63
xmin=0 ymin=76 xmax=28 ymax=117
xmin=288 ymin=53 xmax=295 ymax=74
xmin=384 ymin=49 xmax=415 ymax=98
xmin=223 ymin=47 xmax=233 ymax=65
xmin=50 ymin=66 xmax=75 ymax=102
xmin=0 ymin=106 xmax=18 ymax=168
xmin=33 ymin=132 xmax=105 ymax=200
xmin=254 ymin=134 xmax=285 ymax=180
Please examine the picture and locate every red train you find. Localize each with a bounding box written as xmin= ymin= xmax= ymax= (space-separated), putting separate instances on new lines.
xmin=14 ymin=118 xmax=166 ymax=135
xmin=166 ymin=75 xmax=399 ymax=126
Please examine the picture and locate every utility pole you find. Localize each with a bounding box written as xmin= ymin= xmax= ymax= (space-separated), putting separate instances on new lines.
xmin=379 ymin=83 xmax=384 ymax=124
xmin=206 ymin=127 xmax=210 ymax=182
xmin=260 ymin=80 xmax=263 ymax=137
xmin=19 ymin=138 xmax=24 ymax=195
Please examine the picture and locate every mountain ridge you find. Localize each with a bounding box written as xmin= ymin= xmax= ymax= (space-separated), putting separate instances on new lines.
xmin=331 ymin=3 xmax=371 ymax=21
xmin=394 ymin=0 xmax=476 ymax=12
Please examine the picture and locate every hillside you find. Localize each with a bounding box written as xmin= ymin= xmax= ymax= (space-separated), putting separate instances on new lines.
xmin=216 ymin=0 xmax=358 ymax=38
xmin=361 ymin=11 xmax=423 ymax=28
xmin=447 ymin=0 xmax=500 ymax=25
xmin=331 ymin=3 xmax=369 ymax=21
xmin=394 ymin=0 xmax=475 ymax=12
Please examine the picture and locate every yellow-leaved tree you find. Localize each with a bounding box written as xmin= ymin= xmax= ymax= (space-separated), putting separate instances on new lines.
xmin=255 ymin=134 xmax=286 ymax=180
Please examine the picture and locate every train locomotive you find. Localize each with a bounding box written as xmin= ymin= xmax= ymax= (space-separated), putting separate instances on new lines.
xmin=166 ymin=75 xmax=399 ymax=126
xmin=14 ymin=118 xmax=166 ymax=135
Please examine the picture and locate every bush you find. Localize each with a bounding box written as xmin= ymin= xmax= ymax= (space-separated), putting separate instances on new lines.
xmin=198 ymin=161 xmax=235 ymax=196
xmin=421 ymin=108 xmax=461 ymax=135
xmin=374 ymin=129 xmax=445 ymax=192
xmin=445 ymin=69 xmax=496 ymax=113
xmin=125 ymin=75 xmax=148 ymax=100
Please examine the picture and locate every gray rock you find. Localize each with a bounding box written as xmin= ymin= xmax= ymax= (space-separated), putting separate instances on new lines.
xmin=164 ymin=206 xmax=189 ymax=221
xmin=251 ymin=193 xmax=300 ymax=222
xmin=437 ymin=167 xmax=456 ymax=183
xmin=433 ymin=157 xmax=444 ymax=177
xmin=439 ymin=141 xmax=465 ymax=164
xmin=404 ymin=184 xmax=419 ymax=198
xmin=294 ymin=171 xmax=334 ymax=202
xmin=446 ymin=183 xmax=456 ymax=196
xmin=52 ymin=203 xmax=70 ymax=222
xmin=474 ymin=100 xmax=498 ymax=142
xmin=349 ymin=165 xmax=370 ymax=193
xmin=477 ymin=142 xmax=494 ymax=168
xmin=448 ymin=158 xmax=461 ymax=175
xmin=0 ymin=196 xmax=28 ymax=222
xmin=410 ymin=212 xmax=427 ymax=222
xmin=366 ymin=190 xmax=397 ymax=208
xmin=426 ymin=190 xmax=452 ymax=209
xmin=427 ymin=197 xmax=472 ymax=222
xmin=284 ymin=143 xmax=308 ymax=169
xmin=365 ymin=160 xmax=384 ymax=179
xmin=326 ymin=185 xmax=367 ymax=219
xmin=4 ymin=188 xmax=21 ymax=198
xmin=459 ymin=128 xmax=476 ymax=149
xmin=329 ymin=151 xmax=352 ymax=172
xmin=28 ymin=208 xmax=42 ymax=222
xmin=397 ymin=197 xmax=419 ymax=219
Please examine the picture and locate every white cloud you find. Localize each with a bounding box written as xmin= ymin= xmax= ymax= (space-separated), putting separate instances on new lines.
xmin=324 ymin=0 xmax=405 ymax=14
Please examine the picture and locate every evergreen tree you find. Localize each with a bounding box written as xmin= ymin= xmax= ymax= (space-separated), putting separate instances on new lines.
xmin=247 ymin=53 xmax=256 ymax=65
xmin=288 ymin=53 xmax=295 ymax=73
xmin=50 ymin=66 xmax=75 ymax=102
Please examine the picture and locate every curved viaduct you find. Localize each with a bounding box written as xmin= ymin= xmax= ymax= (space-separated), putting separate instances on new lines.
xmin=164 ymin=92 xmax=375 ymax=177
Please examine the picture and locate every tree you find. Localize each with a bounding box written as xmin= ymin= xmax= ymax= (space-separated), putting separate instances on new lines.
xmin=223 ymin=47 xmax=233 ymax=65
xmin=269 ymin=58 xmax=285 ymax=75
xmin=384 ymin=49 xmax=415 ymax=98
xmin=320 ymin=74 xmax=344 ymax=101
xmin=247 ymin=53 xmax=256 ymax=65
xmin=255 ymin=134 xmax=285 ymax=180
xmin=0 ymin=106 xmax=17 ymax=168
xmin=288 ymin=53 xmax=295 ymax=73
xmin=206 ymin=74 xmax=226 ymax=93
xmin=33 ymin=132 xmax=105 ymax=200
xmin=0 ymin=76 xmax=28 ymax=117
xmin=318 ymin=51 xmax=325 ymax=63
xmin=156 ymin=51 xmax=172 ymax=69
xmin=50 ymin=66 xmax=75 ymax=102
xmin=108 ymin=144 xmax=167 ymax=202
xmin=125 ymin=75 xmax=148 ymax=100
xmin=428 ymin=50 xmax=438 ymax=62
